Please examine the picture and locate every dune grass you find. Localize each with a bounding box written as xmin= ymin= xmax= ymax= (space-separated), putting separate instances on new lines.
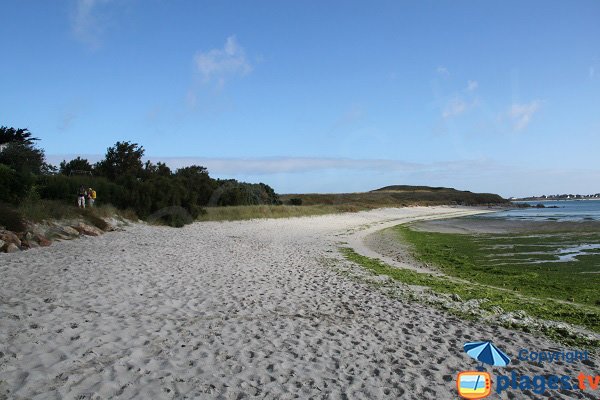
xmin=197 ymin=204 xmax=363 ymax=222
xmin=17 ymin=199 xmax=81 ymax=222
xmin=17 ymin=199 xmax=137 ymax=223
xmin=0 ymin=199 xmax=137 ymax=232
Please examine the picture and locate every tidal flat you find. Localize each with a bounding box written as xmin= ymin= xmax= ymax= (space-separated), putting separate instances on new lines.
xmin=393 ymin=219 xmax=600 ymax=335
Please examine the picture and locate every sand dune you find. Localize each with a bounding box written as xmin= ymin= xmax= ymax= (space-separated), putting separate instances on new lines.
xmin=0 ymin=206 xmax=597 ymax=399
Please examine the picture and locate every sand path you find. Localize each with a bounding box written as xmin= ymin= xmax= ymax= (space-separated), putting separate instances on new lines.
xmin=0 ymin=206 xmax=597 ymax=399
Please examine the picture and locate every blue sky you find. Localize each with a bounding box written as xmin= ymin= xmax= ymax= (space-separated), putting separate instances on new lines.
xmin=2 ymin=0 xmax=599 ymax=197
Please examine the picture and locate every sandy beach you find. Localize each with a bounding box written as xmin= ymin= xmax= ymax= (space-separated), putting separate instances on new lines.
xmin=0 ymin=206 xmax=597 ymax=399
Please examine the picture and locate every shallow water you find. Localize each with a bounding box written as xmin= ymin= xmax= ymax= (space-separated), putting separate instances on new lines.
xmin=479 ymin=200 xmax=600 ymax=222
xmin=484 ymin=243 xmax=600 ymax=264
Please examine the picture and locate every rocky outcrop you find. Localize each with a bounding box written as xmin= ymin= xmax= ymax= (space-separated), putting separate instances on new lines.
xmin=1 ymin=216 xmax=129 ymax=253
xmin=4 ymin=243 xmax=20 ymax=253
xmin=48 ymin=224 xmax=80 ymax=240
xmin=71 ymin=223 xmax=104 ymax=237
xmin=34 ymin=234 xmax=52 ymax=247
xmin=24 ymin=240 xmax=40 ymax=249
xmin=1 ymin=231 xmax=21 ymax=247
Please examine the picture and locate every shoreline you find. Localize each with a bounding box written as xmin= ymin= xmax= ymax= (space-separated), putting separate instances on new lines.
xmin=409 ymin=218 xmax=600 ymax=234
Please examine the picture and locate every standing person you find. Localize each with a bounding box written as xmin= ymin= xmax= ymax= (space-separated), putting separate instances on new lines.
xmin=88 ymin=187 xmax=96 ymax=207
xmin=78 ymin=185 xmax=87 ymax=208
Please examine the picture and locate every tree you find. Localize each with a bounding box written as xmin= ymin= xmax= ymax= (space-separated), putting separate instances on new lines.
xmin=175 ymin=165 xmax=208 ymax=178
xmin=59 ymin=156 xmax=93 ymax=175
xmin=0 ymin=126 xmax=38 ymax=146
xmin=0 ymin=164 xmax=34 ymax=204
xmin=95 ymin=141 xmax=144 ymax=180
xmin=175 ymin=165 xmax=215 ymax=206
xmin=0 ymin=141 xmax=46 ymax=175
xmin=142 ymin=160 xmax=172 ymax=179
xmin=0 ymin=126 xmax=47 ymax=203
xmin=155 ymin=162 xmax=172 ymax=177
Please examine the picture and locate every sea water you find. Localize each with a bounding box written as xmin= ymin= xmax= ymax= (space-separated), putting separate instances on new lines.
xmin=480 ymin=200 xmax=600 ymax=222
xmin=474 ymin=200 xmax=600 ymax=264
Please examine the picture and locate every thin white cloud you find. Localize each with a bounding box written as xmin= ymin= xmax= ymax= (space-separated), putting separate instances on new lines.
xmin=44 ymin=155 xmax=420 ymax=175
xmin=138 ymin=157 xmax=510 ymax=180
xmin=186 ymin=89 xmax=198 ymax=109
xmin=152 ymin=157 xmax=420 ymax=175
xmin=442 ymin=98 xmax=467 ymax=119
xmin=436 ymin=66 xmax=449 ymax=76
xmin=590 ymin=66 xmax=596 ymax=79
xmin=508 ymin=100 xmax=541 ymax=131
xmin=466 ymin=80 xmax=478 ymax=92
xmin=71 ymin=0 xmax=110 ymax=47
xmin=193 ymin=36 xmax=252 ymax=85
xmin=45 ymin=153 xmax=600 ymax=197
xmin=330 ymin=105 xmax=366 ymax=133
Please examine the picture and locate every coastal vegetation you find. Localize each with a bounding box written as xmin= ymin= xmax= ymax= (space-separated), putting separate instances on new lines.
xmin=341 ymin=246 xmax=600 ymax=347
xmin=397 ymin=225 xmax=600 ymax=308
xmin=281 ymin=185 xmax=508 ymax=208
xmin=197 ymin=204 xmax=361 ymax=221
xmin=1 ymin=125 xmax=509 ymax=230
xmin=341 ymin=221 xmax=600 ymax=346
xmin=0 ymin=126 xmax=279 ymax=228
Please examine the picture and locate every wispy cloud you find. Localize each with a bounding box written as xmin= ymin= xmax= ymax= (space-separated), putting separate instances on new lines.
xmin=508 ymin=100 xmax=541 ymax=131
xmin=465 ymin=80 xmax=478 ymax=92
xmin=330 ymin=105 xmax=367 ymax=134
xmin=436 ymin=66 xmax=449 ymax=76
xmin=45 ymin=153 xmax=600 ymax=197
xmin=43 ymin=155 xmax=419 ymax=175
xmin=590 ymin=66 xmax=596 ymax=79
xmin=442 ymin=98 xmax=467 ymax=119
xmin=141 ymin=156 xmax=485 ymax=176
xmin=193 ymin=36 xmax=252 ymax=86
xmin=71 ymin=0 xmax=110 ymax=48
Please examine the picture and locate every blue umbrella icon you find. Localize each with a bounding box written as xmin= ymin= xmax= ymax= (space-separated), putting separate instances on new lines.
xmin=464 ymin=341 xmax=511 ymax=370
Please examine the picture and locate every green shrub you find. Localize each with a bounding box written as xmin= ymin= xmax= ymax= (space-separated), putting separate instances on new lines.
xmin=211 ymin=181 xmax=280 ymax=206
xmin=0 ymin=202 xmax=26 ymax=232
xmin=18 ymin=199 xmax=77 ymax=222
xmin=0 ymin=164 xmax=34 ymax=204
xmin=36 ymin=174 xmax=127 ymax=208
xmin=288 ymin=198 xmax=303 ymax=206
xmin=162 ymin=213 xmax=189 ymax=228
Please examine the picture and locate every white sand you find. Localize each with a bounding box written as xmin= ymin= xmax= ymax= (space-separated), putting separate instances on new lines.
xmin=0 ymin=206 xmax=597 ymax=399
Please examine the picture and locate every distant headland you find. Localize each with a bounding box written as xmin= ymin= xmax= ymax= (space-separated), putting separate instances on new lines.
xmin=512 ymin=194 xmax=600 ymax=201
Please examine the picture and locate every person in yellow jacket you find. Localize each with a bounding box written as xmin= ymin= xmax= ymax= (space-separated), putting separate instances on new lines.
xmin=88 ymin=187 xmax=97 ymax=207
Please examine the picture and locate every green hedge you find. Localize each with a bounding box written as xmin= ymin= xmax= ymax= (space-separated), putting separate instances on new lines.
xmin=0 ymin=164 xmax=34 ymax=204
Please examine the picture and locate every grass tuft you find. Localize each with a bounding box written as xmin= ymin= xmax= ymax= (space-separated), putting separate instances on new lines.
xmin=197 ymin=204 xmax=361 ymax=222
